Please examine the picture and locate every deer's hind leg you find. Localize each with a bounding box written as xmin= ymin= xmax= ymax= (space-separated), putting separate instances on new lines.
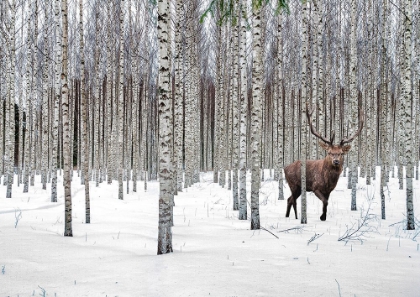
xmin=285 ymin=196 xmax=294 ymax=218
xmin=286 ymin=187 xmax=301 ymax=219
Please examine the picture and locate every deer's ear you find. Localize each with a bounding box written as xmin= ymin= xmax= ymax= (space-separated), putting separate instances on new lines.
xmin=319 ymin=141 xmax=329 ymax=151
xmin=342 ymin=145 xmax=351 ymax=154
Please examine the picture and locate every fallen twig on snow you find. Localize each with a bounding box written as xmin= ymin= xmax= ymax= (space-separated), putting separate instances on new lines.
xmin=389 ymin=220 xmax=404 ymax=227
xmin=277 ymin=226 xmax=305 ymax=233
xmin=388 ymin=216 xmax=420 ymax=241
xmin=335 ymin=279 xmax=342 ymax=297
xmin=338 ymin=193 xmax=379 ymax=244
xmin=261 ymin=227 xmax=279 ymax=239
xmin=14 ymin=208 xmax=22 ymax=228
xmin=307 ymin=232 xmax=324 ymax=245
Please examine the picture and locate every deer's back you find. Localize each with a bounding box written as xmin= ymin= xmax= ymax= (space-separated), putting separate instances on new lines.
xmin=284 ymin=159 xmax=342 ymax=194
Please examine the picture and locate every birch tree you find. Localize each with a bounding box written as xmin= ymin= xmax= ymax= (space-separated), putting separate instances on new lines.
xmin=300 ymin=0 xmax=309 ymax=224
xmin=93 ymin=2 xmax=101 ymax=188
xmin=349 ymin=0 xmax=359 ymax=211
xmin=401 ymin=0 xmax=415 ymax=230
xmin=174 ymin=0 xmax=183 ymax=193
xmin=217 ymin=24 xmax=228 ymax=189
xmin=51 ymin=0 xmax=61 ymax=203
xmin=62 ymin=0 xmax=72 ymax=237
xmin=5 ymin=0 xmax=16 ymax=198
xmin=79 ymin=0 xmax=90 ymax=222
xmin=118 ymin=0 xmax=125 ymax=200
xmin=23 ymin=0 xmax=33 ymax=194
xmin=30 ymin=0 xmax=39 ymax=188
xmin=238 ymin=0 xmax=248 ymax=220
xmin=40 ymin=1 xmax=50 ymax=191
xmin=157 ymin=0 xmax=173 ymax=254
xmin=250 ymin=3 xmax=263 ymax=230
xmin=231 ymin=15 xmax=240 ymax=210
xmin=276 ymin=13 xmax=284 ymax=201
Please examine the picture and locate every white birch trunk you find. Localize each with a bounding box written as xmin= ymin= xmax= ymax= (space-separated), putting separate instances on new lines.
xmin=132 ymin=69 xmax=139 ymax=192
xmin=349 ymin=0 xmax=358 ymax=211
xmin=30 ymin=1 xmax=37 ymax=188
xmin=184 ymin=36 xmax=191 ymax=189
xmin=401 ymin=0 xmax=414 ymax=230
xmin=217 ymin=26 xmax=226 ymax=188
xmin=118 ymin=0 xmax=125 ymax=200
xmin=94 ymin=4 xmax=101 ymax=188
xmin=232 ymin=18 xmax=240 ymax=209
xmin=5 ymin=0 xmax=16 ymax=198
xmin=51 ymin=0 xmax=61 ymax=202
xmin=277 ymin=14 xmax=284 ymax=201
xmin=300 ymin=0 xmax=309 ymax=224
xmin=62 ymin=0 xmax=72 ymax=237
xmin=106 ymin=2 xmax=113 ymax=184
xmin=23 ymin=0 xmax=34 ymax=193
xmin=141 ymin=77 xmax=148 ymax=191
xmin=174 ymin=0 xmax=183 ymax=192
xmin=41 ymin=3 xmax=49 ymax=190
xmin=192 ymin=40 xmax=200 ymax=185
xmin=314 ymin=0 xmax=324 ymax=160
xmin=17 ymin=2 xmax=25 ymax=187
xmin=250 ymin=5 xmax=263 ymax=230
xmin=238 ymin=0 xmax=248 ymax=220
xmin=157 ymin=0 xmax=173 ymax=254
xmin=79 ymin=0 xmax=90 ymax=222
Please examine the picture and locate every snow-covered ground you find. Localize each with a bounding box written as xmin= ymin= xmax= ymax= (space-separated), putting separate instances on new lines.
xmin=1 ymin=168 xmax=419 ymax=297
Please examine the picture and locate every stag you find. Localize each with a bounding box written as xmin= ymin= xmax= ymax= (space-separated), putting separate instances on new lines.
xmin=284 ymin=105 xmax=364 ymax=221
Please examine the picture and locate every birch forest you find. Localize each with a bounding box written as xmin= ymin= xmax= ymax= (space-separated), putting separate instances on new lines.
xmin=0 ymin=0 xmax=419 ymax=255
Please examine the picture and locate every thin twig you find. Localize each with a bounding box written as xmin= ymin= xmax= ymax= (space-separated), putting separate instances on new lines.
xmin=38 ymin=285 xmax=46 ymax=297
xmin=307 ymin=232 xmax=324 ymax=245
xmin=14 ymin=209 xmax=22 ymax=228
xmin=338 ymin=194 xmax=378 ymax=243
xmin=277 ymin=226 xmax=305 ymax=233
xmin=261 ymin=227 xmax=279 ymax=239
xmin=335 ymin=279 xmax=342 ymax=297
xmin=388 ymin=220 xmax=404 ymax=227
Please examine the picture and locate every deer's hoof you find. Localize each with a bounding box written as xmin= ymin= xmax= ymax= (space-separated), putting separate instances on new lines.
xmin=320 ymin=214 xmax=326 ymax=221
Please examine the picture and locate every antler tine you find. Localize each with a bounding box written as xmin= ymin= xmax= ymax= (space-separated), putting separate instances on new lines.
xmin=340 ymin=109 xmax=365 ymax=145
xmin=306 ymin=103 xmax=332 ymax=145
xmin=330 ymin=131 xmax=335 ymax=145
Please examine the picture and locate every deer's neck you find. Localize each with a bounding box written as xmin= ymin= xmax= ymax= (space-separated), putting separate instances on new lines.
xmin=322 ymin=158 xmax=343 ymax=179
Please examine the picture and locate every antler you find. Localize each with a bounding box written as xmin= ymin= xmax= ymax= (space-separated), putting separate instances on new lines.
xmin=306 ymin=103 xmax=333 ymax=145
xmin=340 ymin=109 xmax=365 ymax=145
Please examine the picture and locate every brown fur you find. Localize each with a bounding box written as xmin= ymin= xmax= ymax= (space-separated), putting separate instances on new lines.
xmin=284 ymin=143 xmax=351 ymax=221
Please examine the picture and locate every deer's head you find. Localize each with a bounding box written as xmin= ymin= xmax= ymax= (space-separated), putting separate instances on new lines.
xmin=306 ymin=103 xmax=364 ymax=168
xmin=319 ymin=142 xmax=351 ymax=167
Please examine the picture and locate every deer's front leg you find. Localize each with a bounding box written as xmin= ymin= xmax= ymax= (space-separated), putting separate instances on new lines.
xmin=314 ymin=190 xmax=329 ymax=221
